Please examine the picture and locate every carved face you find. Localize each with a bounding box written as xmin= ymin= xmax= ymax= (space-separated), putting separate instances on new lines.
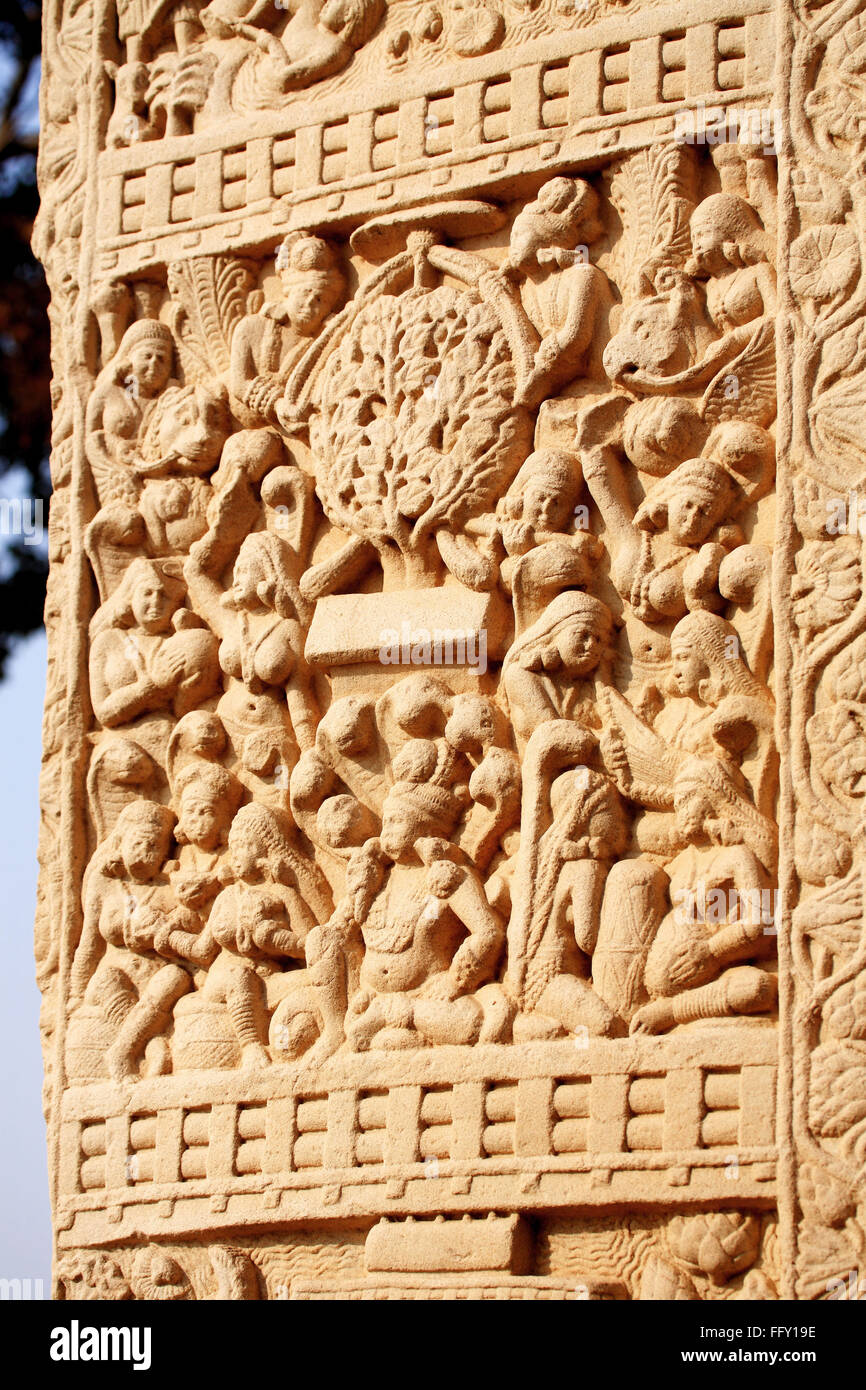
xmin=131 ymin=573 xmax=174 ymax=632
xmin=178 ymin=790 xmax=227 ymax=851
xmin=228 ymin=823 xmax=263 ymax=881
xmin=521 ymin=473 xmax=572 ymax=532
xmin=556 ymin=616 xmax=606 ymax=676
xmin=379 ymin=801 xmax=417 ymax=859
xmin=231 ymin=550 xmax=264 ymax=609
xmin=121 ymin=818 xmax=171 ymax=881
xmin=128 ymin=342 xmax=171 ymax=398
xmin=281 ymin=273 xmax=335 ymax=336
xmin=670 ymin=637 xmax=707 ymax=697
xmin=667 ymin=488 xmax=726 ymax=545
xmin=688 ymin=209 xmax=728 ymax=275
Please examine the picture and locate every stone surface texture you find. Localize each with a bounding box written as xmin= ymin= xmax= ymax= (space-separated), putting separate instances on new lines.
xmin=32 ymin=0 xmax=865 ymax=1300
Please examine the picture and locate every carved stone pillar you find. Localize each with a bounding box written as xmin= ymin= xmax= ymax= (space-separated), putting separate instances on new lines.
xmin=34 ymin=0 xmax=864 ymax=1300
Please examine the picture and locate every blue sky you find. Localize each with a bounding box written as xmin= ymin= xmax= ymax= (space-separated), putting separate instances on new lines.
xmin=0 ymin=631 xmax=53 ymax=1292
xmin=0 ymin=44 xmax=51 ymax=1291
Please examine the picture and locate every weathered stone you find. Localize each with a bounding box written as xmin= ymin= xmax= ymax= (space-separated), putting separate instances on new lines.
xmin=32 ymin=0 xmax=866 ymax=1300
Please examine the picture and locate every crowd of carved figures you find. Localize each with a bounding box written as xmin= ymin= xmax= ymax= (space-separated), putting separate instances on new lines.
xmin=35 ymin=0 xmax=866 ymax=1305
xmin=53 ymin=127 xmax=784 ymax=1087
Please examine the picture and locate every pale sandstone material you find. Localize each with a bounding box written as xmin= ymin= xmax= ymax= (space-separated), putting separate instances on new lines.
xmin=32 ymin=0 xmax=863 ymax=1300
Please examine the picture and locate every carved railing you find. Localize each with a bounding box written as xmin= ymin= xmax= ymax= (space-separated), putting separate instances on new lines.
xmin=58 ymin=1033 xmax=777 ymax=1247
xmin=96 ymin=0 xmax=774 ymax=277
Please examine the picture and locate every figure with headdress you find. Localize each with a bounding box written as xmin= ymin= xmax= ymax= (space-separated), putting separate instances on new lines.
xmin=166 ymin=762 xmax=241 ymax=914
xmin=86 ymin=379 xmax=232 ymax=600
xmin=187 ymin=804 xmax=322 ymax=1067
xmin=592 ymin=693 xmax=778 ymax=1032
xmin=603 ymin=190 xmax=776 ymax=420
xmin=686 ymin=193 xmax=776 ymax=340
xmin=89 ymin=558 xmax=220 ymax=731
xmin=290 ymin=736 xmax=509 ymax=1058
xmin=68 ymin=801 xmax=195 ymax=1080
xmin=159 ymin=713 xmax=240 ymax=915
xmin=229 ymin=230 xmax=345 ymax=428
xmin=627 ymin=755 xmax=778 ymax=1034
xmin=503 ymin=176 xmax=611 ymax=407
xmin=600 ymin=609 xmax=776 ymax=827
xmin=184 ymin=530 xmax=318 ymax=791
xmin=487 ymin=449 xmax=603 ymax=636
xmin=132 ymin=382 xmax=230 ymax=550
xmin=504 ymin=720 xmax=630 ymax=1040
xmin=583 ymin=414 xmax=773 ymax=623
xmin=629 ymin=424 xmax=772 ymax=621
xmin=502 ymin=590 xmax=616 ymax=753
xmin=86 ymin=320 xmax=177 ymax=509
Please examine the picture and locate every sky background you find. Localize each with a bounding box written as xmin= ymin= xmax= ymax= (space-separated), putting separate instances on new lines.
xmin=0 ymin=630 xmax=52 ymax=1293
xmin=0 ymin=34 xmax=52 ymax=1295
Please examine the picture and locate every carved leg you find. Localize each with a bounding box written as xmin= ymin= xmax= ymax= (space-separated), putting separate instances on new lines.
xmin=413 ymin=995 xmax=482 ymax=1046
xmin=630 ymin=967 xmax=778 ymax=1035
xmin=346 ymin=995 xmax=393 ymax=1052
xmin=90 ymin=965 xmax=137 ymax=1028
xmin=225 ymin=967 xmax=270 ymax=1068
xmin=106 ymin=965 xmax=190 ymax=1081
xmin=534 ymin=972 xmax=624 ymax=1038
xmin=595 ymin=859 xmax=669 ymax=1021
xmin=304 ymin=923 xmax=349 ymax=1062
xmin=202 ymin=430 xmax=284 ymax=572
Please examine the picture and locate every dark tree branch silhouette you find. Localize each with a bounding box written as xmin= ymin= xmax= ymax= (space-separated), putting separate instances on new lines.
xmin=0 ymin=1 xmax=51 ymax=677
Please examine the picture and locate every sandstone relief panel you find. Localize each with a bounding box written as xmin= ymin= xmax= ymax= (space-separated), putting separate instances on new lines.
xmin=32 ymin=0 xmax=863 ymax=1300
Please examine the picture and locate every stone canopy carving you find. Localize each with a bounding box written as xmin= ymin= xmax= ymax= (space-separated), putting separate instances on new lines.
xmin=32 ymin=0 xmax=866 ymax=1299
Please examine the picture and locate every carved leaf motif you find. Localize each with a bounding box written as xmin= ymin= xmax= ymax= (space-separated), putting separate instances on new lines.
xmin=815 ymin=318 xmax=866 ymax=397
xmin=809 ymin=366 xmax=866 ymax=485
xmin=790 ymin=224 xmax=861 ymax=305
xmin=796 ymin=1223 xmax=860 ymax=1300
xmin=824 ymin=972 xmax=866 ymax=1041
xmin=809 ymin=1042 xmax=866 ymax=1154
xmin=607 ymin=145 xmax=697 ymax=301
xmin=167 ymin=255 xmax=256 ymax=382
xmin=792 ymin=541 xmax=861 ymax=640
xmin=796 ymin=868 xmax=862 ymax=964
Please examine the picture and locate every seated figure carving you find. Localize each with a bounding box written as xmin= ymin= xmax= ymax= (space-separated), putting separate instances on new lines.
xmin=167 ymin=804 xmax=319 ymax=1068
xmin=89 ymin=558 xmax=220 ymax=732
xmin=69 ymin=801 xmax=194 ymax=1081
xmin=285 ymin=739 xmax=510 ymax=1057
xmin=629 ymin=758 xmax=778 ymax=1034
